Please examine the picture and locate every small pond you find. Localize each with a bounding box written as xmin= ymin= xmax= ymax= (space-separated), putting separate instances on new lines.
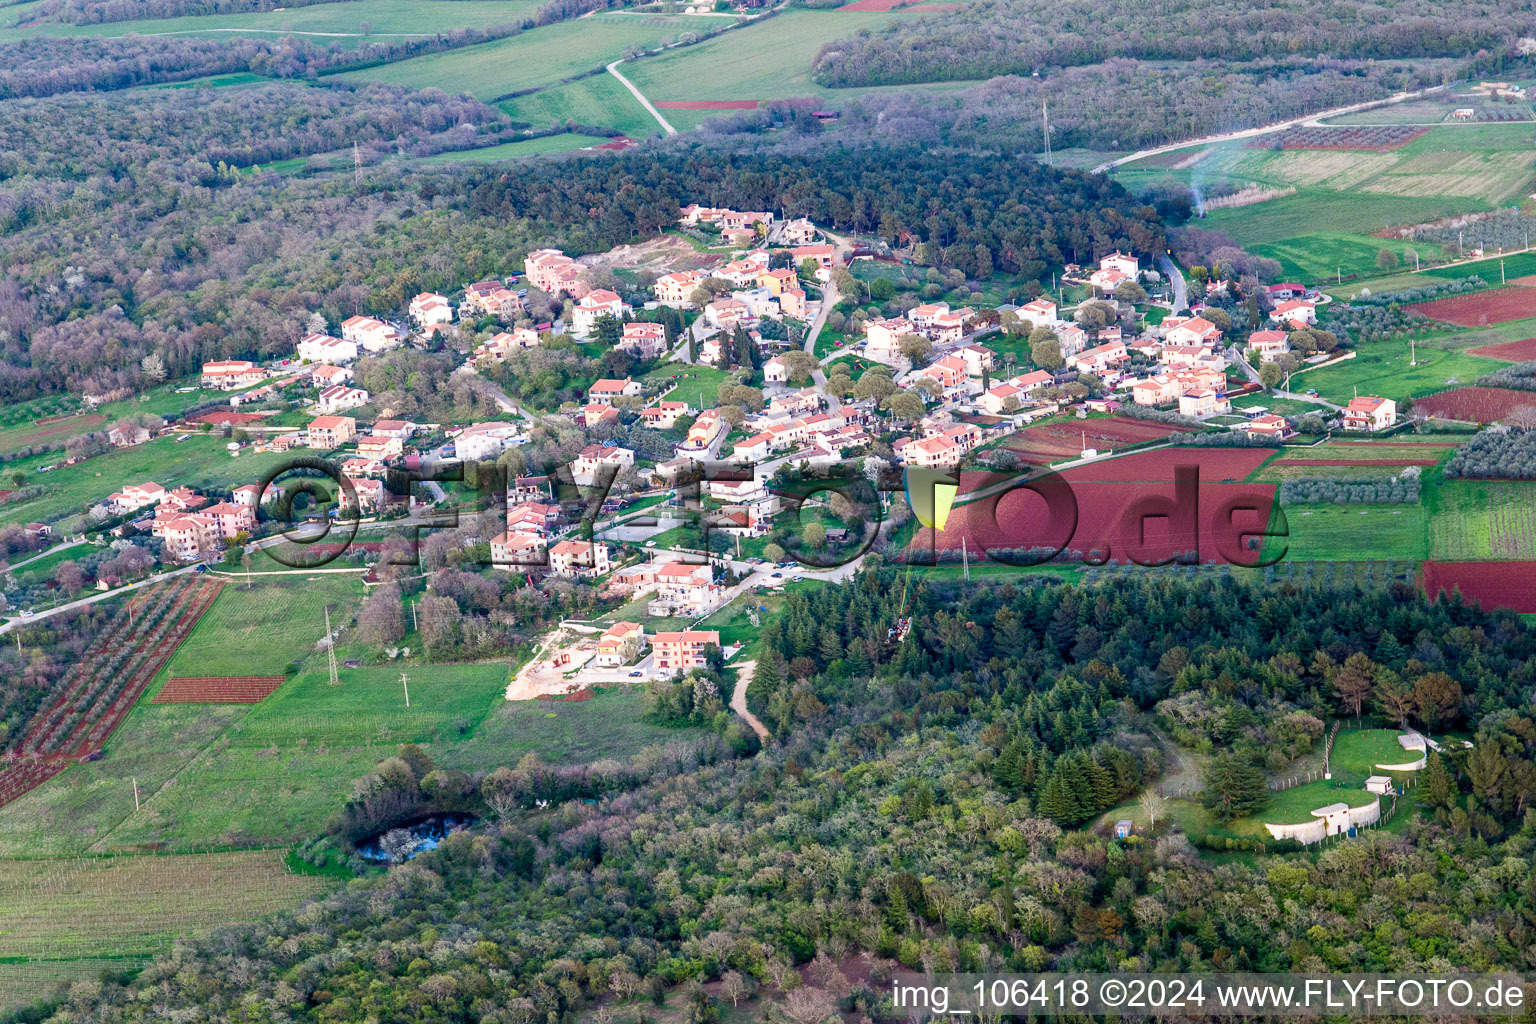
xmin=357 ymin=813 xmax=477 ymax=862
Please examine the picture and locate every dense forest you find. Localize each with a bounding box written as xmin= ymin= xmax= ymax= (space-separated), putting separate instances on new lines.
xmin=811 ymin=0 xmax=1528 ymax=88
xmin=23 ymin=574 xmax=1536 ymax=1023
xmin=0 ymin=137 xmax=1161 ymax=402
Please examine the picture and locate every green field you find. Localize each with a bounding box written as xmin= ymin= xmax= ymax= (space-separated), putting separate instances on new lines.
xmin=1199 ymin=190 xmax=1490 ymax=248
xmin=502 ymin=74 xmax=661 ymax=138
xmin=416 ymin=132 xmax=613 ymax=163
xmin=1251 ymin=233 xmax=1440 ymax=285
xmin=1268 ymin=504 xmax=1429 ymax=562
xmin=333 ymin=16 xmax=695 ymax=99
xmin=643 ymin=363 xmax=736 ymax=409
xmin=157 ymin=575 xmax=366 ymax=678
xmin=1427 ymin=479 xmax=1536 ymax=561
xmin=1423 ymin=250 xmax=1536 ymax=282
xmin=1332 ymin=728 xmax=1420 ymax=771
xmin=0 ymin=0 xmax=546 ymax=44
xmin=0 ymin=435 xmax=300 ymax=528
xmin=1254 ymin=778 xmax=1379 ymax=826
xmin=622 ymin=9 xmax=926 ymax=106
xmin=1296 ymin=334 xmax=1504 ymax=405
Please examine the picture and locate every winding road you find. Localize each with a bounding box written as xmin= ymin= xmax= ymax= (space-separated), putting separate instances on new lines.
xmin=607 ymin=59 xmax=676 ymax=136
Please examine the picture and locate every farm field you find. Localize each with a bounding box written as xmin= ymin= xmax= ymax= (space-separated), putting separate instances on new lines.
xmin=157 ymin=575 xmax=365 ymax=679
xmin=1249 ymin=233 xmax=1436 ymax=286
xmin=1410 ymin=285 xmax=1536 ymax=326
xmin=501 ymin=75 xmax=660 ymax=138
xmin=1265 ymin=504 xmax=1429 ymax=563
xmin=0 ymin=0 xmax=546 ymax=43
xmin=0 ymin=434 xmax=297 ymax=528
xmin=1469 ymin=336 xmax=1536 ymax=360
xmin=1296 ymin=335 xmax=1504 ymax=405
xmin=924 ymin=448 xmax=1278 ymax=566
xmin=0 ymin=850 xmax=328 ymax=994
xmin=1427 ymin=480 xmax=1536 ymax=560
xmin=1422 ymin=560 xmax=1536 ymax=613
xmin=997 ymin=416 xmax=1189 ymax=465
xmin=1414 ymin=386 xmax=1536 ymax=423
xmin=1199 ymin=190 xmax=1489 ymax=249
xmin=1423 ymin=251 xmax=1536 ymax=282
xmin=620 ymin=9 xmax=927 ymax=108
xmin=332 ymin=17 xmax=696 ymax=99
xmin=0 ymin=412 xmax=105 ymax=456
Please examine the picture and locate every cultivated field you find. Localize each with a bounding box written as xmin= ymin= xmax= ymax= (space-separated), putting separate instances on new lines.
xmin=1411 ymin=285 xmax=1536 ymax=326
xmin=158 ymin=574 xmax=364 ymax=679
xmin=334 ymin=16 xmax=696 ymax=99
xmin=0 ymin=0 xmax=545 ymax=44
xmin=1428 ymin=480 xmax=1536 ymax=560
xmin=500 ymin=75 xmax=660 ymax=138
xmin=1257 ymin=126 xmax=1427 ymax=151
xmin=1297 ymin=336 xmax=1504 ymax=405
xmin=1265 ymin=504 xmax=1429 ymax=563
xmin=998 ymin=416 xmax=1190 ymax=465
xmin=1414 ymin=386 xmax=1536 ymax=423
xmin=0 ymin=849 xmax=327 ymax=968
xmin=1469 ymin=337 xmax=1536 ymax=360
xmin=153 ymin=676 xmax=287 ymax=703
xmin=1422 ymin=560 xmax=1536 ymax=613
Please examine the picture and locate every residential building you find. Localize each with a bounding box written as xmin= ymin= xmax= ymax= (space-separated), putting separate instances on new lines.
xmin=109 ymin=481 xmax=167 ymax=515
xmin=1247 ymin=329 xmax=1291 ymax=358
xmin=681 ymin=409 xmax=724 ymax=451
xmin=1343 ymin=395 xmax=1397 ymax=431
xmin=316 ymin=385 xmax=369 ymax=414
xmin=981 ymin=383 xmax=1025 ymax=414
xmin=311 ymin=364 xmax=353 ymax=388
xmin=790 ymin=244 xmax=835 ymax=268
xmin=356 ymin=434 xmax=404 ymax=460
xmin=1068 ymin=341 xmax=1129 ymax=374
xmin=490 ymin=529 xmax=546 ymax=568
xmin=1099 ymin=251 xmax=1140 ymax=277
xmin=579 ymin=403 xmax=620 ymax=428
xmin=1271 ymin=299 xmax=1318 ymax=327
xmin=572 ymin=444 xmax=636 ymax=485
xmin=297 ymin=333 xmax=358 ymax=364
xmin=1245 ymin=413 xmax=1290 ymax=438
xmin=1178 ymin=388 xmax=1230 ymax=418
xmin=650 ymin=562 xmax=724 ymax=617
xmin=864 ymin=317 xmax=914 ymax=359
xmin=1131 ymin=376 xmax=1181 ymax=407
xmin=780 ymin=287 xmax=807 ymax=318
xmin=640 ymin=401 xmax=692 ymax=430
xmin=572 ymin=289 xmax=632 ymax=337
xmin=156 ymin=514 xmax=220 ymax=563
xmin=524 ymin=249 xmax=589 ymax=296
xmin=201 ymin=360 xmax=264 ymax=390
xmin=652 ymin=629 xmax=721 ymax=674
xmin=1018 ymin=297 xmax=1058 ymax=325
xmin=340 ymin=315 xmax=403 ymax=353
xmin=618 ymin=322 xmax=667 ymax=359
xmin=763 ymin=354 xmax=790 ymax=384
xmin=548 ymin=539 xmax=612 ymax=578
xmin=476 ymin=329 xmax=541 ymax=363
xmin=653 ymin=270 xmax=704 ymax=307
xmin=1163 ymin=316 xmax=1223 ymax=346
xmin=107 ymin=423 xmax=151 ymax=447
xmin=954 ymin=343 xmax=996 ymax=376
xmin=307 ymin=415 xmax=357 ymax=449
xmin=779 ymin=218 xmax=818 ymax=244
xmin=588 ymin=378 xmax=642 ymax=406
xmin=408 ymin=292 xmax=454 ymax=326
xmin=460 ymin=280 xmax=524 ymax=319
xmin=372 ymin=420 xmax=415 ymax=440
xmin=594 ymin=621 xmax=646 ymax=667
xmin=454 ymin=422 xmax=524 ymax=461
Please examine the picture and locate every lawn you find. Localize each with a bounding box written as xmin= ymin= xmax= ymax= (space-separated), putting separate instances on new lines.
xmin=1332 ymin=728 xmax=1420 ymax=772
xmin=1200 ymin=190 xmax=1491 ymax=248
xmin=332 ymin=17 xmax=688 ymax=99
xmin=415 ymin=133 xmax=613 ymax=164
xmin=1267 ymin=504 xmax=1429 ymax=563
xmin=0 ymin=0 xmax=545 ymax=44
xmin=501 ymin=74 xmax=663 ymax=139
xmin=0 ymin=434 xmax=301 ymax=528
xmin=642 ymin=364 xmax=736 ymax=409
xmin=1296 ymin=334 xmax=1504 ymax=405
xmin=1252 ymin=778 xmax=1378 ymax=827
xmin=1426 ymin=479 xmax=1536 ymax=561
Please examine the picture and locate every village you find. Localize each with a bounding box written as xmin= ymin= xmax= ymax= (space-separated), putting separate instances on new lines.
xmin=0 ymin=203 xmax=1402 ymax=691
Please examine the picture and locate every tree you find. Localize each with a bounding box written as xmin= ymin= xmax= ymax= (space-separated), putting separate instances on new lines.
xmin=1114 ymin=280 xmax=1148 ymax=303
xmin=53 ymin=560 xmax=86 ymax=595
xmin=1376 ymin=248 xmax=1399 ymax=272
xmin=1258 ymin=361 xmax=1283 ymax=389
xmin=720 ymin=971 xmax=749 ymax=1008
xmin=1201 ymin=751 xmax=1268 ymax=821
xmin=139 ymin=352 xmax=167 ymax=383
xmin=1420 ymin=752 xmax=1457 ymax=809
xmin=881 ymin=390 xmax=925 ymax=423
xmin=359 ymin=584 xmax=405 ymax=646
xmin=1030 ymin=333 xmax=1063 ymax=372
xmin=1374 ymin=673 xmax=1416 ymax=729
xmin=1412 ymin=671 xmax=1462 ymax=730
xmin=897 ymin=333 xmax=932 ymax=364
xmin=762 ymin=542 xmax=786 ymax=563
xmin=802 ymin=522 xmax=826 ymax=550
xmin=1332 ymin=651 xmax=1378 ymax=719
xmin=1139 ymin=790 xmax=1166 ymax=829
xmin=379 ymin=828 xmax=418 ymax=864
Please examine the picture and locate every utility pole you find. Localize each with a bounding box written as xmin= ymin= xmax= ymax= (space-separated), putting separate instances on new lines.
xmin=1502 ymin=259 xmax=1506 ymax=285
xmin=400 ymin=672 xmax=411 ymax=708
xmin=961 ymin=537 xmax=969 ymax=582
xmin=353 ymin=141 xmax=361 ymax=184
xmin=324 ymin=605 xmax=339 ymax=686
xmin=411 ymin=599 xmax=418 ymax=633
xmin=132 ymin=777 xmax=140 ymax=812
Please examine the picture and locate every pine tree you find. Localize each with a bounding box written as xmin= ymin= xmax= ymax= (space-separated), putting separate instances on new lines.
xmin=1421 ymin=752 xmax=1457 ymax=809
xmin=994 ymin=742 xmax=1026 ymax=796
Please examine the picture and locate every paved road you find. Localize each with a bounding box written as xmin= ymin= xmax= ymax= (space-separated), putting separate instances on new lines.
xmin=1160 ymin=254 xmax=1188 ymax=312
xmin=1091 ymin=84 xmax=1452 ymax=174
xmin=4 ymin=537 xmax=86 ymax=573
xmin=801 ymin=232 xmax=857 ymax=412
xmin=607 ymin=59 xmax=676 ymax=136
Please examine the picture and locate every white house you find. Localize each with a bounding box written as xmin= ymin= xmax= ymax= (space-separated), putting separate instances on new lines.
xmin=297 ymin=334 xmax=358 ymax=364
xmin=408 ymin=292 xmax=455 ymax=327
xmin=571 ymin=289 xmax=632 ymax=338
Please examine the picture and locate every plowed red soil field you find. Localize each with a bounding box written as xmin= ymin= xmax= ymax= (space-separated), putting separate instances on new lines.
xmin=1469 ymin=337 xmax=1536 ymax=361
xmin=1414 ymin=387 xmax=1536 ymax=423
xmin=1422 ymin=561 xmax=1536 ymax=613
xmin=1410 ymin=286 xmax=1536 ymax=326
xmin=153 ymin=676 xmax=285 ymax=703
